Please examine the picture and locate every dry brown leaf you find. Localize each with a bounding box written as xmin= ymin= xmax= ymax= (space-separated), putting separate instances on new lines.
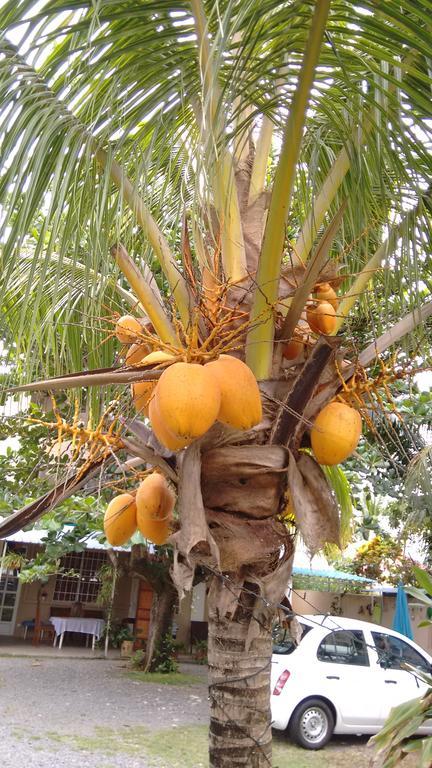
xmin=202 ymin=445 xmax=288 ymax=518
xmin=288 ymin=451 xmax=340 ymax=555
xmin=207 ymin=509 xmax=289 ymax=571
xmin=246 ymin=550 xmax=295 ymax=651
xmin=169 ymin=441 xmax=219 ymax=600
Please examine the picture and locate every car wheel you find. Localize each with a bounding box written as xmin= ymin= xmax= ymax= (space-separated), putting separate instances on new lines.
xmin=288 ymin=698 xmax=335 ymax=750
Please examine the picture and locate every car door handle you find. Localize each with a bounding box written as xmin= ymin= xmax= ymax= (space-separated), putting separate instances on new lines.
xmin=385 ymin=680 xmax=397 ymax=684
xmin=326 ymin=675 xmax=340 ymax=680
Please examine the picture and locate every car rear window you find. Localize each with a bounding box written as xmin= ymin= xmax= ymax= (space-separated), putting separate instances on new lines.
xmin=272 ymin=623 xmax=311 ymax=654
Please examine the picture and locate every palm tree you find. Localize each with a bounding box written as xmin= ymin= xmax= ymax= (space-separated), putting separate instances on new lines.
xmin=1 ymin=1 xmax=431 ymax=765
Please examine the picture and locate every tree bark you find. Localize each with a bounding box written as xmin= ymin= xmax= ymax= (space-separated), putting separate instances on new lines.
xmin=144 ymin=580 xmax=177 ymax=672
xmin=207 ymin=575 xmax=275 ymax=768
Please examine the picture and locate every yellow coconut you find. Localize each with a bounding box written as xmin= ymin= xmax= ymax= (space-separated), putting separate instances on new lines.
xmin=130 ymin=351 xmax=174 ymax=417
xmin=306 ymin=301 xmax=337 ymax=335
xmin=148 ymin=395 xmax=192 ymax=451
xmin=136 ymin=473 xmax=175 ymax=545
xmin=314 ymin=282 xmax=339 ymax=311
xmin=205 ymin=355 xmax=262 ymax=430
xmin=104 ymin=493 xmax=137 ymax=546
xmin=141 ymin=350 xmax=175 ymax=366
xmin=155 ymin=362 xmax=221 ymax=441
xmin=311 ymin=401 xmax=362 ymax=465
xmin=115 ymin=315 xmax=142 ymax=344
xmin=125 ymin=343 xmax=150 ymax=365
xmin=132 ymin=381 xmax=157 ymax=417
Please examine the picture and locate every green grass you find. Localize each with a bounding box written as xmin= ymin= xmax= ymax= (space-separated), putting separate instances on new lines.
xmin=40 ymin=724 xmax=383 ymax=768
xmin=126 ymin=670 xmax=205 ymax=686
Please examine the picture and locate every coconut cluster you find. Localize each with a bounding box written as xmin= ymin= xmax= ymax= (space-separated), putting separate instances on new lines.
xmin=104 ymin=472 xmax=175 ymax=547
xmin=116 ymin=315 xmax=263 ymax=449
xmin=116 ymin=313 xmax=361 ymax=469
xmin=282 ymin=282 xmax=339 ymax=361
xmin=150 ymin=356 xmax=263 ymax=450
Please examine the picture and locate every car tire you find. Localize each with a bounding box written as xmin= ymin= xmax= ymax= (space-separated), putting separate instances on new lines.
xmin=288 ymin=698 xmax=335 ymax=750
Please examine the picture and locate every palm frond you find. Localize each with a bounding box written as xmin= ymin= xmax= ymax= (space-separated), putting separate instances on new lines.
xmin=0 ymin=0 xmax=431 ymax=387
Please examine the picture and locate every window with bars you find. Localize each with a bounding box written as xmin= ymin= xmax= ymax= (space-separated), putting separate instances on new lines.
xmin=53 ymin=550 xmax=107 ymax=603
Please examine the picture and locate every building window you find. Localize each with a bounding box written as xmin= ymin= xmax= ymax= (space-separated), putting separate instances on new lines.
xmin=53 ymin=550 xmax=107 ymax=603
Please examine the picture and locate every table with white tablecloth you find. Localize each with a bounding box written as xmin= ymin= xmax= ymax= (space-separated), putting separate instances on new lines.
xmin=50 ymin=616 xmax=105 ymax=650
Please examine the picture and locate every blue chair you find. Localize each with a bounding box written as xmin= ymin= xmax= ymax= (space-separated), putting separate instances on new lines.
xmin=21 ymin=619 xmax=54 ymax=641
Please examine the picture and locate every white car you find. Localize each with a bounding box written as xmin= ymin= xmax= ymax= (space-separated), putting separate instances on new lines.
xmin=271 ymin=614 xmax=432 ymax=749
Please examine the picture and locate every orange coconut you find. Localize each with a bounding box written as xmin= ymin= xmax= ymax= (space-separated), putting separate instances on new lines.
xmin=155 ymin=362 xmax=221 ymax=441
xmin=282 ymin=334 xmax=305 ymax=361
xmin=148 ymin=395 xmax=191 ymax=451
xmin=306 ymin=301 xmax=337 ymax=335
xmin=131 ymin=351 xmax=175 ymax=417
xmin=136 ymin=473 xmax=175 ymax=545
xmin=311 ymin=401 xmax=362 ymax=465
xmin=104 ymin=493 xmax=137 ymax=546
xmin=115 ymin=315 xmax=142 ymax=344
xmin=314 ymin=282 xmax=339 ymax=311
xmin=205 ymin=354 xmax=262 ymax=430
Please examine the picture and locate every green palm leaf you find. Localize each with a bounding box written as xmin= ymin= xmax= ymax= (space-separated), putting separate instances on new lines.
xmin=0 ymin=0 xmax=431 ymax=384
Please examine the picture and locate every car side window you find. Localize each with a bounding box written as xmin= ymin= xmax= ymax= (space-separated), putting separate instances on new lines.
xmin=317 ymin=630 xmax=369 ymax=666
xmin=372 ymin=632 xmax=430 ymax=672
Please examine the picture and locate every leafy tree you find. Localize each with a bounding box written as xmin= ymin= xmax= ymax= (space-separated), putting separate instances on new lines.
xmin=0 ymin=401 xmax=178 ymax=664
xmin=336 ymin=535 xmax=420 ymax=586
xmin=1 ymin=2 xmax=432 ymax=765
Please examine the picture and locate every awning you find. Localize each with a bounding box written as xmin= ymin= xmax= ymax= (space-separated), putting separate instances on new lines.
xmin=292 ymin=566 xmax=377 ymax=592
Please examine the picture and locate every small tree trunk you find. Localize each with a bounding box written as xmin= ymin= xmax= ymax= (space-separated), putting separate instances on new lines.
xmin=207 ymin=576 xmax=273 ymax=768
xmin=143 ymin=581 xmax=177 ymax=672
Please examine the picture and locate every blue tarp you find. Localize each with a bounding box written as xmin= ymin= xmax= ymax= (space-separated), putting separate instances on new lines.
xmin=392 ymin=583 xmax=413 ymax=639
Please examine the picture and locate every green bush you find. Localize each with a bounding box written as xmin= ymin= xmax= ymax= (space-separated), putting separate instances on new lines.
xmin=151 ymin=634 xmax=179 ymax=673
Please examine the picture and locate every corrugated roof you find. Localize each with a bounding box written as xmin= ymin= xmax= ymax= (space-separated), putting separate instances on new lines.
xmin=1 ymin=523 xmax=130 ymax=552
xmin=292 ymin=566 xmax=374 ymax=583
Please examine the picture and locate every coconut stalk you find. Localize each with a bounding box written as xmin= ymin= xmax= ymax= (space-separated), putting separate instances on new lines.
xmin=248 ymin=116 xmax=274 ymax=205
xmin=358 ymin=301 xmax=432 ymax=368
xmin=96 ymin=150 xmax=193 ymax=328
xmin=110 ymin=244 xmax=178 ymax=344
xmin=190 ymin=0 xmax=247 ymax=284
xmin=246 ymin=0 xmax=331 ymax=380
xmin=293 ymin=144 xmax=352 ymax=263
xmin=275 ymin=202 xmax=346 ymax=370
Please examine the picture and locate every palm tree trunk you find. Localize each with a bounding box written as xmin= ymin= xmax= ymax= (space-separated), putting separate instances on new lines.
xmin=207 ymin=575 xmax=274 ymax=768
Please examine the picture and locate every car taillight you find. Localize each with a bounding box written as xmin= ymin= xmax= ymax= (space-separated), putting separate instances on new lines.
xmin=273 ymin=669 xmax=290 ymax=695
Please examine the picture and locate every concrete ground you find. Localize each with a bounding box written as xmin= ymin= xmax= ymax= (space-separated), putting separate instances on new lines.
xmin=0 ymin=635 xmax=121 ymax=659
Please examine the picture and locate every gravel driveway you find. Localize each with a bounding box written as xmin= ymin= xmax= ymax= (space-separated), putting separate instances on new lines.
xmin=0 ymin=656 xmax=413 ymax=768
xmin=0 ymin=657 xmax=209 ymax=768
